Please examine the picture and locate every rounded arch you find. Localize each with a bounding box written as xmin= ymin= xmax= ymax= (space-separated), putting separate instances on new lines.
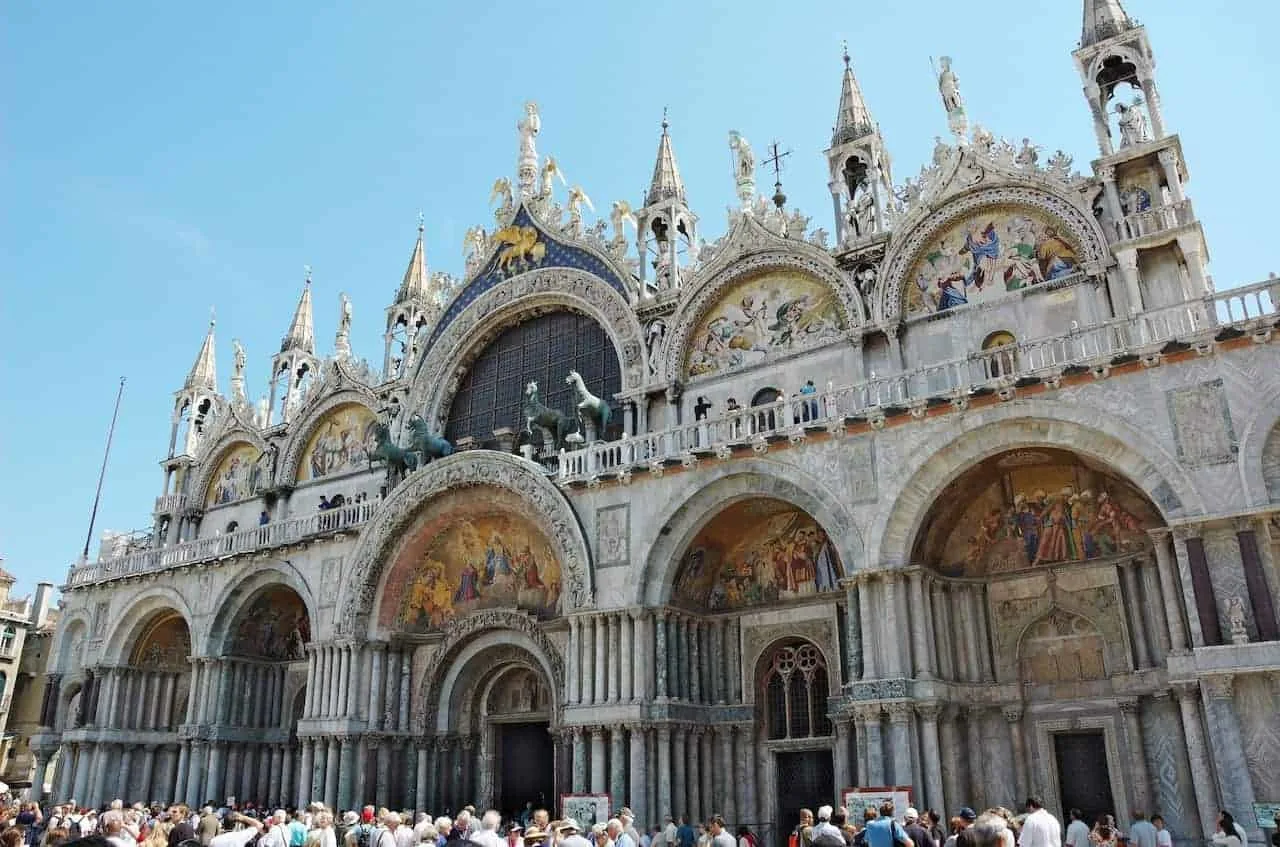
xmin=1237 ymin=383 xmax=1280 ymax=506
xmin=871 ymin=405 xmax=1200 ymax=568
xmin=192 ymin=435 xmax=267 ymax=509
xmin=51 ymin=614 xmax=90 ymax=675
xmin=416 ymin=610 xmax=564 ymax=734
xmin=877 ymin=184 xmax=1110 ymax=323
xmin=277 ymin=390 xmax=380 ymax=485
xmin=203 ymin=563 xmax=317 ymax=659
xmin=407 ymin=268 xmax=645 ymax=432
xmin=337 ymin=451 xmax=594 ymax=638
xmin=638 ymin=459 xmax=864 ymax=606
xmin=1015 ymin=607 xmax=1112 ymax=685
xmin=665 ymin=248 xmax=865 ymax=383
xmin=100 ymin=587 xmax=196 ymax=666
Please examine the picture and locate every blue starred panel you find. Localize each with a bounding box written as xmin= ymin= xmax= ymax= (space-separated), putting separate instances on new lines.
xmin=427 ymin=206 xmax=629 ymax=348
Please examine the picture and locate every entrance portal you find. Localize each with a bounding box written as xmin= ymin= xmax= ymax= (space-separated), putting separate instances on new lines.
xmin=497 ymin=722 xmax=554 ymax=817
xmin=1054 ymin=731 xmax=1114 ymax=825
xmin=775 ymin=751 xmax=833 ymax=847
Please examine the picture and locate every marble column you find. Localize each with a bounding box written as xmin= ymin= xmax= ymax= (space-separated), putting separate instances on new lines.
xmin=610 ymin=725 xmax=627 ymax=811
xmin=933 ymin=584 xmax=955 ymax=680
xmin=298 ymin=739 xmax=315 ymax=809
xmin=908 ymin=570 xmax=933 ymax=678
xmin=582 ymin=617 xmax=596 ymax=705
xmin=590 ymin=726 xmax=607 ymax=794
xmin=689 ymin=620 xmax=702 ymax=703
xmin=881 ymin=574 xmax=903 ymax=677
xmin=376 ymin=739 xmax=392 ymax=808
xmin=369 ymin=645 xmax=386 ymax=731
xmin=917 ymin=703 xmax=945 ymax=812
xmin=568 ymin=617 xmax=581 ymax=704
xmin=398 ymin=651 xmax=411 ymax=731
xmin=595 ymin=617 xmax=608 ymax=707
xmin=672 ymin=727 xmax=688 ymax=819
xmin=687 ymin=728 xmax=702 ymax=822
xmin=1003 ymin=705 xmax=1028 ymax=802
xmin=629 ymin=726 xmax=648 ymax=826
xmin=621 ymin=612 xmax=635 ymax=703
xmin=699 ymin=730 xmax=714 ymax=824
xmin=858 ymin=576 xmax=877 ymax=680
xmin=964 ymin=708 xmax=985 ymax=809
xmin=833 ymin=719 xmax=852 ymax=801
xmin=740 ymin=726 xmax=758 ymax=828
xmin=886 ymin=704 xmax=913 ymax=787
xmin=1150 ymin=530 xmax=1189 ymax=652
xmin=207 ymin=742 xmax=227 ymax=805
xmin=1172 ymin=528 xmax=1211 ymax=647
xmin=339 ymin=736 xmax=356 ymax=811
xmin=1121 ymin=561 xmax=1153 ymax=668
xmin=1173 ymin=683 xmax=1216 ymax=837
xmin=727 ymin=618 xmax=742 ymax=701
xmin=718 ymin=726 xmax=736 ymax=826
xmin=173 ymin=743 xmax=189 ymax=805
xmin=973 ymin=586 xmax=995 ymax=681
xmin=1201 ymin=676 xmax=1258 ymax=836
xmin=572 ymin=727 xmax=587 ymax=792
xmin=71 ymin=745 xmax=89 ymax=806
xmin=656 ymin=727 xmax=672 ymax=820
xmin=117 ymin=746 xmax=134 ymax=800
xmin=842 ymin=578 xmax=863 ymax=683
xmin=1117 ymin=698 xmax=1151 ymax=813
xmin=859 ymin=705 xmax=884 ymax=786
xmin=607 ymin=615 xmax=620 ymax=703
xmin=1138 ymin=556 xmax=1173 ymax=660
xmin=1237 ymin=521 xmax=1280 ymax=641
xmin=56 ymin=744 xmax=75 ymax=803
xmin=415 ymin=743 xmax=429 ymax=812
xmin=672 ymin=615 xmax=686 ymax=701
xmin=655 ymin=612 xmax=669 ymax=701
xmin=269 ymin=745 xmax=284 ymax=805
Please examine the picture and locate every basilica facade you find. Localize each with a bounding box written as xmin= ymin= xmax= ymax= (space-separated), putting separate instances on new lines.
xmin=36 ymin=2 xmax=1280 ymax=845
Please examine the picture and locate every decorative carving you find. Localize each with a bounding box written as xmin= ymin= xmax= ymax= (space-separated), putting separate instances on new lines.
xmin=596 ymin=503 xmax=630 ymax=569
xmin=337 ymin=451 xmax=594 ymax=637
xmin=1227 ymin=596 xmax=1250 ymax=644
xmin=1167 ymin=379 xmax=1237 ymax=465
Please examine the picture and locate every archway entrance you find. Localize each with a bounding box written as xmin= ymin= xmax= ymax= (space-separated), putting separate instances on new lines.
xmin=487 ymin=666 xmax=554 ymax=817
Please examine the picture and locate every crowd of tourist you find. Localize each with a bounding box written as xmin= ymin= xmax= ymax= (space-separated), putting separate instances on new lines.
xmin=0 ymin=795 xmax=1269 ymax=847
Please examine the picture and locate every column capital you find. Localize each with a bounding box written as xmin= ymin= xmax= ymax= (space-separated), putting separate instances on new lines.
xmin=459 ymin=734 xmax=477 ymax=751
xmin=1117 ymin=697 xmax=1141 ymax=714
xmin=1097 ymin=164 xmax=1116 ymax=182
xmin=885 ymin=702 xmax=913 ymax=723
xmin=1234 ymin=517 xmax=1260 ymax=534
xmin=656 ymin=725 xmax=671 ymax=740
xmin=1172 ymin=525 xmax=1200 ymax=542
xmin=914 ymin=702 xmax=943 ymax=722
xmin=1156 ymin=147 xmax=1180 ymax=167
xmin=1001 ymin=704 xmax=1024 ymax=723
xmin=854 ymin=703 xmax=883 ymax=722
xmin=1201 ymin=673 xmax=1235 ymax=700
xmin=1171 ymin=681 xmax=1200 ymax=701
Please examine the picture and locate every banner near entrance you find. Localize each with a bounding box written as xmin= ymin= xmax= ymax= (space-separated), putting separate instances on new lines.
xmin=560 ymin=794 xmax=611 ymax=830
xmin=842 ymin=787 xmax=914 ymax=823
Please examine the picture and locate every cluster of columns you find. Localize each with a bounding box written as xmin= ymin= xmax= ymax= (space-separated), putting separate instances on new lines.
xmin=190 ymin=658 xmax=289 ymax=728
xmin=566 ymin=723 xmax=758 ymax=829
xmin=304 ymin=642 xmax=414 ymax=730
xmin=566 ymin=611 xmax=744 ymax=706
xmin=80 ymin=666 xmax=184 ymax=732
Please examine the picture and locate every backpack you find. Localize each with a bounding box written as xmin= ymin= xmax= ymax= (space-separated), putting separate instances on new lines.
xmin=353 ymin=825 xmax=374 ymax=847
xmin=66 ymin=816 xmax=84 ymax=839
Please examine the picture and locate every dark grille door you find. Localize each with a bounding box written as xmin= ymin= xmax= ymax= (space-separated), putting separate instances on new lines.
xmin=497 ymin=722 xmax=554 ymax=819
xmin=775 ymin=751 xmax=834 ymax=847
xmin=445 ymin=311 xmax=621 ymax=446
xmin=1054 ymin=731 xmax=1114 ymax=826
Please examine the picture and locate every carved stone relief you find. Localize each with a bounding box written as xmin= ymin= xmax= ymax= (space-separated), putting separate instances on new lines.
xmin=1167 ymin=379 xmax=1237 ymax=466
xmin=595 ymin=503 xmax=630 ymax=569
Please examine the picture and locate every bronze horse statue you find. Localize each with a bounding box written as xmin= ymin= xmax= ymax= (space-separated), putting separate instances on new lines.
xmin=370 ymin=421 xmax=418 ymax=481
xmin=407 ymin=414 xmax=454 ymax=464
xmin=522 ymin=381 xmax=577 ymax=450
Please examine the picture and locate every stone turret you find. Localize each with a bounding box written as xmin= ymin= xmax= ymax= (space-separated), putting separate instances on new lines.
xmin=635 ymin=114 xmax=697 ymax=293
xmin=824 ymin=46 xmax=893 ymax=248
xmin=384 ymin=218 xmax=440 ymax=380
xmin=169 ymin=316 xmax=220 ymax=457
xmin=269 ymin=273 xmax=321 ymax=424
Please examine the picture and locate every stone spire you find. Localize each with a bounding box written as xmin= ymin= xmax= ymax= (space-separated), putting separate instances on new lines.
xmin=396 ymin=215 xmax=430 ymax=303
xmin=646 ymin=112 xmax=686 ymax=206
xmin=280 ymin=270 xmax=315 ymax=354
xmin=1081 ymin=0 xmax=1134 ymax=47
xmin=832 ymin=44 xmax=874 ymax=145
xmin=184 ymin=314 xmax=218 ymax=391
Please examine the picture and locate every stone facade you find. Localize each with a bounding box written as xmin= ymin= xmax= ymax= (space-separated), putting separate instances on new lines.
xmin=39 ymin=3 xmax=1280 ymax=846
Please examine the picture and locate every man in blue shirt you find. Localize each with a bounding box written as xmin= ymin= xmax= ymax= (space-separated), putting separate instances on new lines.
xmin=863 ymin=804 xmax=912 ymax=847
xmin=677 ymin=818 xmax=696 ymax=847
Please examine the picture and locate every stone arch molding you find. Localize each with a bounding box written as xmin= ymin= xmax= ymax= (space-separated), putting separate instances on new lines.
xmin=190 ymin=429 xmax=271 ymax=507
xmin=337 ymin=451 xmax=594 ymax=638
xmin=100 ymin=586 xmax=196 ymax=666
xmin=202 ymin=560 xmax=319 ymax=657
xmin=870 ymin=403 xmax=1204 ymax=568
xmin=417 ymin=609 xmax=564 ymax=734
xmin=876 ymin=183 xmax=1110 ymax=324
xmin=665 ymin=239 xmax=867 ymax=383
xmin=638 ymin=459 xmax=864 ymax=606
xmin=407 ymin=267 xmax=645 ymax=432
xmin=1236 ymin=383 xmax=1280 ymax=506
xmin=277 ymin=388 xmax=380 ymax=484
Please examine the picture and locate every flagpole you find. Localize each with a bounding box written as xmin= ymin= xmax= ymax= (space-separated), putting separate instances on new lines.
xmin=82 ymin=376 xmax=126 ymax=561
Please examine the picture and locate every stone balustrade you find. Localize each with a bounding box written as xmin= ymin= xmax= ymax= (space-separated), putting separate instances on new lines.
xmin=153 ymin=493 xmax=188 ymax=515
xmin=1114 ymin=197 xmax=1196 ymax=242
xmin=66 ymin=499 xmax=377 ymax=588
xmin=558 ymin=279 xmax=1278 ymax=484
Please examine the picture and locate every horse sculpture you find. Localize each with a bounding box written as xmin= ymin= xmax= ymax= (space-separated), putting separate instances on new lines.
xmin=522 ymin=380 xmax=577 ymax=450
xmin=407 ymin=414 xmax=454 ymax=464
xmin=565 ymin=370 xmax=610 ymax=437
xmin=492 ymin=225 xmax=546 ymax=275
xmin=370 ymin=421 xmax=418 ymax=484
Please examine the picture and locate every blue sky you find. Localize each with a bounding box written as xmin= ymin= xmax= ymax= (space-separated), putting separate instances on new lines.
xmin=3 ymin=1 xmax=1276 ymax=595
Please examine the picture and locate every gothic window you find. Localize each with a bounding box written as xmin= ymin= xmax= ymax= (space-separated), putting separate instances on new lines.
xmin=763 ymin=641 xmax=831 ymax=740
xmin=446 ymin=311 xmax=621 ymax=447
xmin=981 ymin=331 xmax=1017 ymax=379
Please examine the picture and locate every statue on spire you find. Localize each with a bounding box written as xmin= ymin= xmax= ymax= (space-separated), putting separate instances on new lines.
xmin=728 ymin=130 xmax=756 ymax=212
xmin=517 ymin=101 xmax=541 ymax=198
xmin=335 ymin=292 xmax=353 ymax=360
xmin=936 ymin=56 xmax=968 ymax=143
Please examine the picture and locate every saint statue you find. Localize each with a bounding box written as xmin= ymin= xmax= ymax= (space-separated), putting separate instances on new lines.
xmin=233 ymin=338 xmax=246 ymax=379
xmin=518 ymin=101 xmax=541 ymax=162
xmin=936 ymin=56 xmax=968 ymax=139
xmin=1116 ymin=100 xmax=1150 ymax=147
xmin=338 ymin=292 xmax=352 ymax=336
xmin=728 ymin=130 xmax=756 ymax=209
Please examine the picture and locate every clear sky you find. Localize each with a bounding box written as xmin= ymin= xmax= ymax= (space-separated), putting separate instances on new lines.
xmin=3 ymin=1 xmax=1276 ymax=596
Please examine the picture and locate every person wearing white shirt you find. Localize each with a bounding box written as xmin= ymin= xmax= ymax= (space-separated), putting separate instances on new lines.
xmin=261 ymin=811 xmax=295 ymax=847
xmin=1127 ymin=813 xmax=1157 ymax=847
xmin=210 ymin=814 xmax=266 ymax=847
xmin=1064 ymin=810 xmax=1090 ymax=847
xmin=105 ymin=819 xmax=135 ymax=847
xmin=1017 ymin=798 xmax=1061 ymax=847
xmin=472 ymin=812 xmax=506 ymax=847
xmin=1151 ymin=816 xmax=1172 ymax=847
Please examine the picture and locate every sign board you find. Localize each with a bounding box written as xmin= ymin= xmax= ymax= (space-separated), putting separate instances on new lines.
xmin=1254 ymin=803 xmax=1280 ymax=829
xmin=560 ymin=794 xmax=611 ymax=830
xmin=842 ymin=787 xmax=914 ymax=824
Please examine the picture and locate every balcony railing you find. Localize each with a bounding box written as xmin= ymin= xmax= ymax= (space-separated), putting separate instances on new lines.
xmin=559 ymin=280 xmax=1277 ymax=483
xmin=154 ymin=493 xmax=188 ymax=514
xmin=1114 ymin=198 xmax=1195 ymax=242
xmin=67 ymin=500 xmax=378 ymax=588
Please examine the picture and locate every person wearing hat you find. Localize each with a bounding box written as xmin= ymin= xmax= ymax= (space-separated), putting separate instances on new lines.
xmin=903 ymin=810 xmax=931 ymax=847
xmin=524 ymin=828 xmax=549 ymax=847
xmin=944 ymin=810 xmax=978 ymax=847
xmin=558 ymin=820 xmax=592 ymax=847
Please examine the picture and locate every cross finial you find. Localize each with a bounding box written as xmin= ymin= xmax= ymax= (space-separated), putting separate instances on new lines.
xmin=303 ymin=264 xmax=312 ymax=284
xmin=209 ymin=305 xmax=216 ymax=328
xmin=763 ymin=140 xmax=792 ymax=184
xmin=417 ymin=210 xmax=425 ymax=233
xmin=842 ymin=40 xmax=850 ymax=67
xmin=661 ymin=106 xmax=669 ymax=132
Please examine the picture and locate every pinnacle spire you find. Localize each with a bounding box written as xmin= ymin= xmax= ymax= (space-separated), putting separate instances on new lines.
xmin=396 ymin=215 xmax=431 ymax=303
xmin=1081 ymin=0 xmax=1135 ymax=47
xmin=832 ymin=43 xmax=874 ymax=146
xmin=185 ymin=312 xmax=218 ymax=391
xmin=280 ymin=270 xmax=315 ymax=354
xmin=645 ymin=110 xmax=686 ymax=206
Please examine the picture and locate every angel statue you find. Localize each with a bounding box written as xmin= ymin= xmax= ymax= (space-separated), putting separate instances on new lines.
xmin=566 ymin=186 xmax=594 ymax=234
xmin=1116 ymin=98 xmax=1150 ymax=147
xmin=936 ymin=56 xmax=968 ymax=139
xmin=727 ymin=131 xmax=756 ymax=209
xmin=538 ymin=156 xmax=566 ymax=202
xmin=518 ymin=101 xmax=541 ymax=162
xmin=338 ymin=292 xmax=352 ymax=336
xmin=232 ymin=338 xmax=246 ymax=380
xmin=490 ymin=177 xmax=513 ymax=209
xmin=610 ymin=200 xmax=637 ymax=244
xmin=463 ymin=226 xmax=489 ymax=271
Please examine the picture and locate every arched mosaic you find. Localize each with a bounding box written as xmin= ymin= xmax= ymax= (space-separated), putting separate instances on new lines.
xmin=672 ymin=498 xmax=842 ymax=610
xmin=205 ymin=442 xmax=265 ymax=507
xmin=297 ymin=403 xmax=378 ymax=482
xmin=912 ymin=447 xmax=1160 ymax=577
xmin=227 ymin=586 xmax=310 ymax=661
xmin=904 ymin=204 xmax=1081 ymax=315
xmin=380 ymin=486 xmax=562 ymax=633
xmin=685 ymin=270 xmax=846 ymax=378
xmin=129 ymin=612 xmax=191 ymax=671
